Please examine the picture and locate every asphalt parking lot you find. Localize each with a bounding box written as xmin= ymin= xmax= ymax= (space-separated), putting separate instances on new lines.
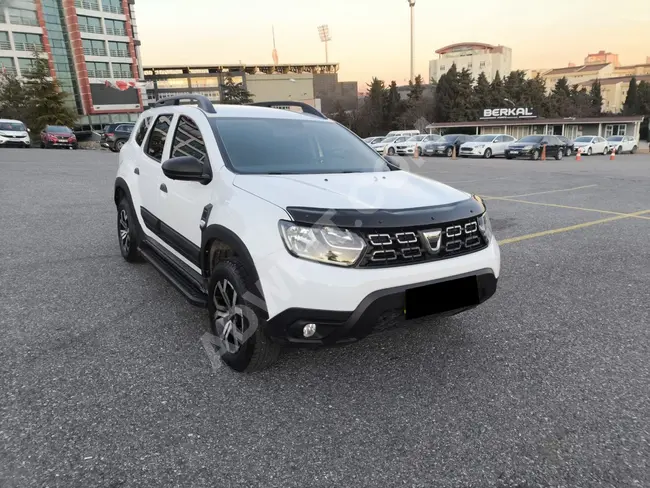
xmin=1 ymin=148 xmax=649 ymax=488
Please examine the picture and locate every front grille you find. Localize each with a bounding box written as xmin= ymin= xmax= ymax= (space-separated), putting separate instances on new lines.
xmin=460 ymin=147 xmax=473 ymax=152
xmin=357 ymin=216 xmax=487 ymax=268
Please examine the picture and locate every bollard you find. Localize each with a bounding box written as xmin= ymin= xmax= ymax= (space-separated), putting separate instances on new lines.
xmin=452 ymin=145 xmax=457 ymax=160
xmin=414 ymin=145 xmax=419 ymax=159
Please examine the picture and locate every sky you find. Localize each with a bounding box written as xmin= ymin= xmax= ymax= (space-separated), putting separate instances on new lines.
xmin=137 ymin=0 xmax=649 ymax=87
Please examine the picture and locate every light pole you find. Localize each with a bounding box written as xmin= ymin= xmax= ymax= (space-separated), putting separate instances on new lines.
xmin=317 ymin=25 xmax=331 ymax=64
xmin=408 ymin=0 xmax=415 ymax=84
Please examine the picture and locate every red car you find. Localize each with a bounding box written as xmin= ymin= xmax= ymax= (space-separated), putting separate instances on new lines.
xmin=40 ymin=125 xmax=78 ymax=149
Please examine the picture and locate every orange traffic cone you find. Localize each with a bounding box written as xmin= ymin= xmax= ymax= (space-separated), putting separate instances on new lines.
xmin=541 ymin=144 xmax=546 ymax=161
xmin=575 ymin=147 xmax=582 ymax=161
xmin=610 ymin=147 xmax=616 ymax=160
xmin=414 ymin=145 xmax=419 ymax=159
xmin=451 ymin=145 xmax=457 ymax=160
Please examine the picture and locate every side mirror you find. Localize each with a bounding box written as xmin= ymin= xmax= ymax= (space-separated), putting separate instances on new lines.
xmin=27 ymin=128 xmax=31 ymax=133
xmin=161 ymin=156 xmax=211 ymax=184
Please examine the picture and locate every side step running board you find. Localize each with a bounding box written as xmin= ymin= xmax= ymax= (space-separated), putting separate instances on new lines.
xmin=138 ymin=245 xmax=208 ymax=308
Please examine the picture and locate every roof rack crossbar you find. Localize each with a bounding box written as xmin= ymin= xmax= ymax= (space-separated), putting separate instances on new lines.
xmin=248 ymin=101 xmax=327 ymax=119
xmin=154 ymin=94 xmax=216 ymax=114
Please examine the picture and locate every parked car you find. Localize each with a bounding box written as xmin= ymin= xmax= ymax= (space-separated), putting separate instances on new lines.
xmin=385 ymin=129 xmax=420 ymax=138
xmin=606 ymin=135 xmax=638 ymax=154
xmin=114 ymin=95 xmax=500 ymax=372
xmin=572 ymin=136 xmax=610 ymax=156
xmin=556 ymin=136 xmax=575 ymax=157
xmin=371 ymin=136 xmax=409 ymax=155
xmin=101 ymin=123 xmax=135 ymax=152
xmin=395 ymin=134 xmax=442 ymax=156
xmin=40 ymin=125 xmax=78 ymax=149
xmin=459 ymin=134 xmax=517 ymax=159
xmin=424 ymin=134 xmax=474 ymax=157
xmin=363 ymin=136 xmax=385 ymax=146
xmin=0 ymin=118 xmax=31 ymax=148
xmin=504 ymin=135 xmax=566 ymax=160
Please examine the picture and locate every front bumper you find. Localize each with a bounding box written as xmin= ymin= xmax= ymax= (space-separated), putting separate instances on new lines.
xmin=259 ymin=238 xmax=501 ymax=344
xmin=505 ymin=148 xmax=535 ymax=158
xmin=459 ymin=147 xmax=485 ymax=156
xmin=425 ymin=146 xmax=451 ymax=156
xmin=0 ymin=137 xmax=30 ymax=147
xmin=396 ymin=146 xmax=416 ymax=155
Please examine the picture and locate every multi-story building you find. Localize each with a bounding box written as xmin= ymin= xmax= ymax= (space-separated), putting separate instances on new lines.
xmin=584 ymin=50 xmax=620 ymax=67
xmin=0 ymin=0 xmax=144 ymax=132
xmin=429 ymin=42 xmax=512 ymax=83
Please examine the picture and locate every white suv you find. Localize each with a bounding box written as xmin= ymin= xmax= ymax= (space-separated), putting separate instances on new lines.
xmin=114 ymin=96 xmax=501 ymax=373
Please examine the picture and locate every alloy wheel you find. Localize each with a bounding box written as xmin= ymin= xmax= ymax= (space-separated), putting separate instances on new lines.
xmin=118 ymin=209 xmax=130 ymax=253
xmin=213 ymin=279 xmax=246 ymax=354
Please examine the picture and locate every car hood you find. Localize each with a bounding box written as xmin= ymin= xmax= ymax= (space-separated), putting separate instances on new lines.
xmin=0 ymin=130 xmax=28 ymax=137
xmin=233 ymin=171 xmax=470 ymax=210
xmin=461 ymin=141 xmax=491 ymax=148
xmin=573 ymin=141 xmax=593 ymax=146
xmin=48 ymin=132 xmax=74 ymax=137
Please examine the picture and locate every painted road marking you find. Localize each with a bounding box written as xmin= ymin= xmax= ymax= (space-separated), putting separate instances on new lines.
xmin=499 ymin=209 xmax=650 ymax=245
xmin=496 ymin=184 xmax=598 ymax=199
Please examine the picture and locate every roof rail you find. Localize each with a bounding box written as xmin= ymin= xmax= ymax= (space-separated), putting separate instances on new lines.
xmin=154 ymin=94 xmax=216 ymax=114
xmin=248 ymin=101 xmax=328 ymax=119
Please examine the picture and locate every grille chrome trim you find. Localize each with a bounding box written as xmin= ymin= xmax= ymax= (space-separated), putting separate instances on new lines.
xmin=368 ymin=233 xmax=392 ymax=246
xmin=371 ymin=249 xmax=398 ymax=262
xmin=395 ymin=232 xmax=418 ymax=244
xmin=401 ymin=247 xmax=422 ymax=258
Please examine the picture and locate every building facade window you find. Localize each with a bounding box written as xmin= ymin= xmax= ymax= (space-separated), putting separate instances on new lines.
xmin=102 ymin=0 xmax=124 ymax=14
xmin=82 ymin=38 xmax=106 ymax=56
xmin=0 ymin=56 xmax=16 ymax=74
xmin=479 ymin=61 xmax=486 ymax=68
xmin=104 ymin=19 xmax=126 ymax=36
xmin=78 ymin=15 xmax=103 ymax=34
xmin=189 ymin=76 xmax=220 ymax=88
xmin=74 ymin=0 xmax=100 ymax=10
xmin=17 ymin=57 xmax=38 ymax=75
xmin=157 ymin=78 xmax=189 ymax=89
xmin=8 ymin=8 xmax=39 ymax=26
xmin=108 ymin=41 xmax=129 ymax=57
xmin=13 ymin=32 xmax=44 ymax=52
xmin=605 ymin=124 xmax=626 ymax=137
xmin=87 ymin=60 xmax=110 ymax=78
xmin=112 ymin=62 xmax=132 ymax=78
xmin=0 ymin=32 xmax=11 ymax=51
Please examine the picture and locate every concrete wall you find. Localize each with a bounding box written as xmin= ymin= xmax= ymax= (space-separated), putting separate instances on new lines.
xmin=246 ymin=73 xmax=315 ymax=105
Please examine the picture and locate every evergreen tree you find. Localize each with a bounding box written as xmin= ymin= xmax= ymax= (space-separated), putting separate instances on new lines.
xmin=23 ymin=51 xmax=77 ymax=133
xmin=489 ymin=71 xmax=506 ymax=107
xmin=472 ymin=72 xmax=491 ymax=117
xmin=0 ymin=71 xmax=29 ymax=121
xmin=637 ymin=80 xmax=650 ymax=115
xmin=451 ymin=68 xmax=474 ymax=122
xmin=525 ymin=74 xmax=548 ymax=117
xmin=221 ymin=76 xmax=254 ymax=104
xmin=331 ymin=101 xmax=349 ymax=127
xmin=362 ymin=77 xmax=386 ymax=134
xmin=623 ymin=76 xmax=639 ymax=115
xmin=571 ymin=85 xmax=592 ymax=117
xmin=434 ymin=65 xmax=457 ymax=122
xmin=384 ymin=80 xmax=403 ymax=130
xmin=407 ymin=74 xmax=424 ymax=102
xmin=503 ymin=70 xmax=528 ymax=105
xmin=589 ymin=80 xmax=603 ymax=116
xmin=548 ymin=77 xmax=573 ymax=117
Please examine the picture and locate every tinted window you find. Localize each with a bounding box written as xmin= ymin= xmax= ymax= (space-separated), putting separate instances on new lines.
xmin=171 ymin=116 xmax=209 ymax=164
xmin=608 ymin=136 xmax=623 ymax=141
xmin=574 ymin=137 xmax=593 ymax=142
xmin=474 ymin=135 xmax=497 ymax=142
xmin=116 ymin=124 xmax=133 ymax=132
xmin=519 ymin=136 xmax=543 ymax=143
xmin=145 ymin=114 xmax=172 ymax=162
xmin=211 ymin=118 xmax=393 ymax=175
xmin=134 ymin=117 xmax=152 ymax=146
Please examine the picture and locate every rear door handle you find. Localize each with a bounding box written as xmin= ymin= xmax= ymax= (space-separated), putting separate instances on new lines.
xmin=160 ymin=183 xmax=167 ymax=193
xmin=134 ymin=167 xmax=139 ymax=175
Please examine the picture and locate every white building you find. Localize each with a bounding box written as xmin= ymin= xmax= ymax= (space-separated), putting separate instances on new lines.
xmin=429 ymin=42 xmax=512 ymax=83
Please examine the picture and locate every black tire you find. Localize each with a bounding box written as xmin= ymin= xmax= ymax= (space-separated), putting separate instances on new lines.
xmin=565 ymin=147 xmax=572 ymax=157
xmin=603 ymin=146 xmax=609 ymax=155
xmin=555 ymin=148 xmax=563 ymax=160
xmin=587 ymin=147 xmax=592 ymax=156
xmin=208 ymin=259 xmax=281 ymax=373
xmin=40 ymin=141 xmax=45 ymax=148
xmin=506 ymin=155 xmax=513 ymax=160
xmin=117 ymin=197 xmax=143 ymax=263
xmin=483 ymin=148 xmax=492 ymax=159
xmin=446 ymin=147 xmax=453 ymax=157
xmin=617 ymin=146 xmax=623 ymax=154
xmin=531 ymin=150 xmax=539 ymax=161
xmin=631 ymin=145 xmax=637 ymax=154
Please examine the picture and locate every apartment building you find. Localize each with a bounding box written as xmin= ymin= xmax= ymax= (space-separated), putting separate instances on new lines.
xmin=429 ymin=42 xmax=512 ymax=83
xmin=0 ymin=0 xmax=144 ymax=131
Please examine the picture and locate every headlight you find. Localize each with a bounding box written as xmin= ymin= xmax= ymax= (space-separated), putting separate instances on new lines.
xmin=278 ymin=221 xmax=366 ymax=267
xmin=475 ymin=145 xmax=485 ymax=149
xmin=477 ymin=212 xmax=493 ymax=243
xmin=523 ymin=145 xmax=533 ymax=150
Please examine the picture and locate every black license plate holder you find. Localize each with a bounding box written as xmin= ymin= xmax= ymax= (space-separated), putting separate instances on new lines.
xmin=404 ymin=276 xmax=480 ymax=320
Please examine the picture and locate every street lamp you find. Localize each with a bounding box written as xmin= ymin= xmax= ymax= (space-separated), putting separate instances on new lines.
xmin=407 ymin=0 xmax=415 ymax=84
xmin=504 ymin=98 xmax=515 ymax=107
xmin=317 ymin=25 xmax=331 ymax=64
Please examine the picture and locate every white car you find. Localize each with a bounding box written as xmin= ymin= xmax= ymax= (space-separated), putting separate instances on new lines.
xmin=572 ymin=136 xmax=610 ymax=156
xmin=385 ymin=129 xmax=420 ymax=138
xmin=395 ymin=134 xmax=441 ymax=156
xmin=459 ymin=134 xmax=517 ymax=159
xmin=364 ymin=136 xmax=385 ymax=146
xmin=0 ymin=118 xmax=31 ymax=148
xmin=606 ymin=135 xmax=638 ymax=154
xmin=371 ymin=136 xmax=409 ymax=155
xmin=113 ymin=95 xmax=501 ymax=372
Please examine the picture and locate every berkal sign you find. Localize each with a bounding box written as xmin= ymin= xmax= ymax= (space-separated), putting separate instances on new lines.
xmin=481 ymin=107 xmax=537 ymax=120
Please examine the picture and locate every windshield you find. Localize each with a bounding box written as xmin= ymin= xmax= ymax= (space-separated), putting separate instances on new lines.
xmin=212 ymin=118 xmax=395 ymax=175
xmin=574 ymin=137 xmax=593 ymax=142
xmin=380 ymin=136 xmax=397 ymax=143
xmin=518 ymin=136 xmax=543 ymax=143
xmin=47 ymin=126 xmax=72 ymax=133
xmin=440 ymin=135 xmax=458 ymax=142
xmin=407 ymin=135 xmax=425 ymax=142
xmin=607 ymin=136 xmax=623 ymax=141
xmin=394 ymin=137 xmax=408 ymax=143
xmin=0 ymin=122 xmax=26 ymax=131
xmin=474 ymin=135 xmax=497 ymax=142
xmin=372 ymin=137 xmax=384 ymax=143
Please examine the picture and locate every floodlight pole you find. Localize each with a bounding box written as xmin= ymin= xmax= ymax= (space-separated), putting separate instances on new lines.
xmin=318 ymin=25 xmax=331 ymax=64
xmin=408 ymin=0 xmax=415 ymax=84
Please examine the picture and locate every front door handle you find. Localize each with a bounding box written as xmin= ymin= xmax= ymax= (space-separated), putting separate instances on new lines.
xmin=160 ymin=183 xmax=167 ymax=193
xmin=134 ymin=167 xmax=139 ymax=175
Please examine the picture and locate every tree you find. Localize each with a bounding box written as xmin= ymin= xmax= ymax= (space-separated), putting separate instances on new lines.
xmin=489 ymin=71 xmax=506 ymax=107
xmin=571 ymin=85 xmax=592 ymax=118
xmin=623 ymin=76 xmax=639 ymax=115
xmin=472 ymin=72 xmax=491 ymax=118
xmin=330 ymin=101 xmax=349 ymax=127
xmin=433 ymin=65 xmax=456 ymax=122
xmin=451 ymin=68 xmax=474 ymax=122
xmin=637 ymin=81 xmax=650 ymax=115
xmin=22 ymin=51 xmax=77 ymax=133
xmin=384 ymin=80 xmax=403 ymax=130
xmin=407 ymin=74 xmax=424 ymax=102
xmin=221 ymin=76 xmax=254 ymax=104
xmin=525 ymin=74 xmax=549 ymax=117
xmin=362 ymin=77 xmax=386 ymax=134
xmin=400 ymin=74 xmax=429 ymax=129
xmin=503 ymin=70 xmax=528 ymax=105
xmin=548 ymin=77 xmax=573 ymax=117
xmin=0 ymin=71 xmax=29 ymax=120
xmin=590 ymin=80 xmax=603 ymax=116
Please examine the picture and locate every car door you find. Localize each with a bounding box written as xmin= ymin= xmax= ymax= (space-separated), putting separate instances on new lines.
xmin=492 ymin=135 xmax=505 ymax=155
xmin=156 ymin=114 xmax=219 ymax=271
xmin=138 ymin=113 xmax=173 ymax=243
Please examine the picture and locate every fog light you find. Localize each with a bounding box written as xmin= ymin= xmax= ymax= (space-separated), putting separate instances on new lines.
xmin=303 ymin=323 xmax=317 ymax=338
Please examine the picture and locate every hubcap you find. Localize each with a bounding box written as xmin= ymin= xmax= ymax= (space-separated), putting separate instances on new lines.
xmin=119 ymin=209 xmax=130 ymax=252
xmin=213 ymin=279 xmax=246 ymax=354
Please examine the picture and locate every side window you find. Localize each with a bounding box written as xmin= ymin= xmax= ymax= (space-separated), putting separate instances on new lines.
xmin=170 ymin=115 xmax=210 ymax=164
xmin=134 ymin=117 xmax=151 ymax=146
xmin=145 ymin=114 xmax=172 ymax=161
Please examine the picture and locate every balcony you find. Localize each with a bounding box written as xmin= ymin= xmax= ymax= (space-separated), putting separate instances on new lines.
xmin=19 ymin=66 xmax=37 ymax=75
xmin=79 ymin=24 xmax=103 ymax=34
xmin=84 ymin=47 xmax=107 ymax=56
xmin=75 ymin=0 xmax=100 ymax=10
xmin=102 ymin=4 xmax=124 ymax=14
xmin=113 ymin=70 xmax=132 ymax=78
xmin=9 ymin=16 xmax=39 ymax=27
xmin=0 ymin=40 xmax=11 ymax=50
xmin=0 ymin=66 xmax=16 ymax=75
xmin=110 ymin=49 xmax=129 ymax=58
xmin=87 ymin=69 xmax=110 ymax=78
xmin=105 ymin=27 xmax=126 ymax=36
xmin=14 ymin=42 xmax=44 ymax=52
